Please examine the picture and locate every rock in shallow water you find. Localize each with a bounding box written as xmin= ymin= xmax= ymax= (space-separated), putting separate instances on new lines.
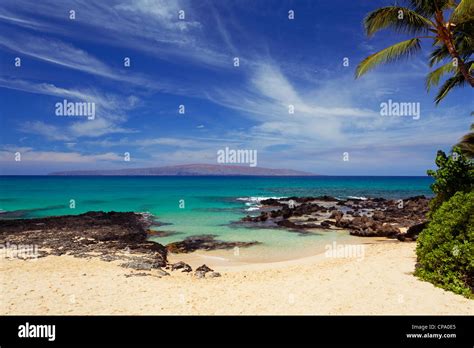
xmin=166 ymin=235 xmax=259 ymax=253
xmin=240 ymin=195 xmax=430 ymax=240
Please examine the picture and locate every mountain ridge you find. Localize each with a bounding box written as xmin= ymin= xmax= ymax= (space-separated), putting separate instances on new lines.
xmin=49 ymin=164 xmax=317 ymax=176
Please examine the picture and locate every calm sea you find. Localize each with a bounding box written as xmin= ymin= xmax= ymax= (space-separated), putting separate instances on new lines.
xmin=0 ymin=176 xmax=433 ymax=262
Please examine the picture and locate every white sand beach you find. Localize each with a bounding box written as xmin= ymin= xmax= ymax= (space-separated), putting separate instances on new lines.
xmin=1 ymin=239 xmax=473 ymax=315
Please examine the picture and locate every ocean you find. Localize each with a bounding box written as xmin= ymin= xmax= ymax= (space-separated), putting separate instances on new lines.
xmin=0 ymin=176 xmax=433 ymax=262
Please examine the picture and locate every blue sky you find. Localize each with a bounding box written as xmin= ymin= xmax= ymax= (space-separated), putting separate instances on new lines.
xmin=0 ymin=0 xmax=472 ymax=175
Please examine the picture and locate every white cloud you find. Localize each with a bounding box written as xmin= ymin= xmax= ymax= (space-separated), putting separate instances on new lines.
xmin=0 ymin=147 xmax=122 ymax=163
xmin=0 ymin=78 xmax=138 ymax=139
xmin=0 ymin=34 xmax=115 ymax=78
xmin=114 ymin=0 xmax=200 ymax=31
xmin=86 ymin=136 xmax=236 ymax=149
xmin=19 ymin=121 xmax=71 ymax=141
xmin=0 ymin=0 xmax=229 ymax=69
xmin=69 ymin=118 xmax=135 ymax=138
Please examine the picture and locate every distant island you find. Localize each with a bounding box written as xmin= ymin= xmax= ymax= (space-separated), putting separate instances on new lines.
xmin=49 ymin=164 xmax=316 ymax=176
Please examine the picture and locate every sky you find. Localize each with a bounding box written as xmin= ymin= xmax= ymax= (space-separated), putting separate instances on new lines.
xmin=0 ymin=0 xmax=472 ymax=175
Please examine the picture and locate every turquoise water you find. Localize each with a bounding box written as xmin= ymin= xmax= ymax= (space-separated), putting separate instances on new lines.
xmin=0 ymin=176 xmax=433 ymax=261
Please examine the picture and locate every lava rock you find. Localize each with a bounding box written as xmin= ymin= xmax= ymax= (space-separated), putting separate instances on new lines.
xmin=120 ymin=260 xmax=153 ymax=271
xmin=171 ymin=261 xmax=192 ymax=272
xmin=195 ymin=271 xmax=206 ymax=279
xmin=372 ymin=211 xmax=385 ymax=221
xmin=0 ymin=211 xmax=168 ymax=266
xmin=276 ymin=220 xmax=300 ymax=229
xmin=196 ymin=264 xmax=213 ymax=273
xmin=406 ymin=221 xmax=428 ymax=239
xmin=166 ymin=235 xmax=259 ymax=254
xmin=155 ymin=268 xmax=170 ymax=276
xmin=320 ymin=221 xmax=331 ymax=228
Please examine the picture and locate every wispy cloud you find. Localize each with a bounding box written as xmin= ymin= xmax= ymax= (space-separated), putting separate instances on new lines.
xmin=19 ymin=121 xmax=71 ymax=141
xmin=1 ymin=78 xmax=138 ymax=138
xmin=0 ymin=146 xmax=122 ymax=163
xmin=0 ymin=0 xmax=231 ymax=69
xmin=1 ymin=0 xmax=472 ymax=175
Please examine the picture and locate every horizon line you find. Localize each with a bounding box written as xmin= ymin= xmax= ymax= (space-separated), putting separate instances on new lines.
xmin=0 ymin=174 xmax=432 ymax=178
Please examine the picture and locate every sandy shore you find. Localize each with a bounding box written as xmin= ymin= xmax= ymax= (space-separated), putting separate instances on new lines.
xmin=1 ymin=240 xmax=472 ymax=315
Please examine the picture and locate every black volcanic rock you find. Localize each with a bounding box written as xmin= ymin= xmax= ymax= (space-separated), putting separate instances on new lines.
xmin=276 ymin=219 xmax=300 ymax=229
xmin=238 ymin=195 xmax=430 ymax=240
xmin=194 ymin=264 xmax=219 ymax=279
xmin=260 ymin=198 xmax=286 ymax=206
xmin=171 ymin=261 xmax=192 ymax=272
xmin=166 ymin=234 xmax=260 ymax=253
xmin=398 ymin=221 xmax=428 ymax=241
xmin=196 ymin=264 xmax=213 ymax=273
xmin=0 ymin=211 xmax=167 ymax=266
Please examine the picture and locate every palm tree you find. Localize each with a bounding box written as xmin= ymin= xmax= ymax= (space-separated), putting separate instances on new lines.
xmin=458 ymin=124 xmax=474 ymax=157
xmin=356 ymin=0 xmax=473 ymax=104
xmin=457 ymin=112 xmax=474 ymax=158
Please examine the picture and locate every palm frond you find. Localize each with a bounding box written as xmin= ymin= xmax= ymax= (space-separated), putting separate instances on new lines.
xmin=430 ymin=32 xmax=474 ymax=68
xmin=356 ymin=39 xmax=421 ymax=78
xmin=452 ymin=19 xmax=474 ymax=57
xmin=364 ymin=6 xmax=432 ymax=36
xmin=408 ymin=0 xmax=455 ymax=17
xmin=426 ymin=61 xmax=458 ymax=90
xmin=429 ymin=45 xmax=451 ymax=67
xmin=451 ymin=0 xmax=474 ymax=23
xmin=457 ymin=128 xmax=474 ymax=158
xmin=434 ymin=73 xmax=466 ymax=104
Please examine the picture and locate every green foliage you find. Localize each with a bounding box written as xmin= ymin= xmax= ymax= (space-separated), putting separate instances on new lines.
xmin=451 ymin=0 xmax=474 ymax=23
xmin=415 ymin=191 xmax=474 ymax=298
xmin=426 ymin=147 xmax=474 ymax=215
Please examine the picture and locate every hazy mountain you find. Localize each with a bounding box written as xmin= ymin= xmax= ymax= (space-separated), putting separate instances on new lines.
xmin=49 ymin=164 xmax=316 ymax=176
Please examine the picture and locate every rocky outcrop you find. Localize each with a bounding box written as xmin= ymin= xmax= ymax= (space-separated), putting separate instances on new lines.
xmin=166 ymin=234 xmax=260 ymax=253
xmin=239 ymin=196 xmax=430 ymax=240
xmin=0 ymin=211 xmax=167 ymax=266
xmin=0 ymin=211 xmax=239 ymax=278
xmin=397 ymin=221 xmax=428 ymax=241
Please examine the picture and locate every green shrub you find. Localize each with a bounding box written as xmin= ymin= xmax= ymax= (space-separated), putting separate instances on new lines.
xmin=415 ymin=191 xmax=474 ymax=298
xmin=426 ymin=147 xmax=474 ymax=216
